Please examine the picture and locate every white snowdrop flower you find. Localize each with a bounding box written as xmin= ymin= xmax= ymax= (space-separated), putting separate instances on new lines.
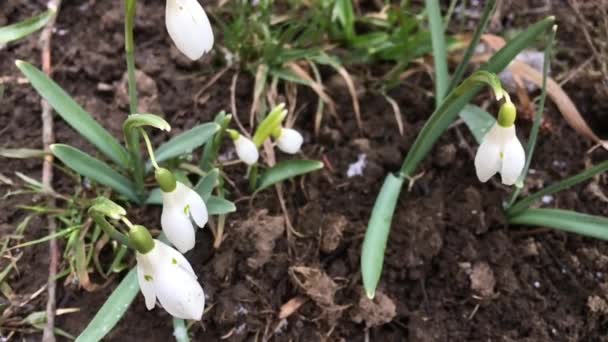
xmin=166 ymin=0 xmax=214 ymax=60
xmin=233 ymin=134 xmax=259 ymax=165
xmin=156 ymin=169 xmax=208 ymax=253
xmin=474 ymin=102 xmax=525 ymax=186
xmin=134 ymin=234 xmax=205 ymax=320
xmin=276 ymin=128 xmax=303 ymax=154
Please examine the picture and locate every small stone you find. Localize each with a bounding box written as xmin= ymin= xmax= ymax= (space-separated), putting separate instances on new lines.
xmin=470 ymin=262 xmax=496 ymax=297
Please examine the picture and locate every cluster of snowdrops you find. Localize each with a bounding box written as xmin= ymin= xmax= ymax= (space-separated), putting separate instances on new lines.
xmin=96 ymin=0 xmax=525 ymax=321
xmin=113 ymin=0 xmax=305 ymax=320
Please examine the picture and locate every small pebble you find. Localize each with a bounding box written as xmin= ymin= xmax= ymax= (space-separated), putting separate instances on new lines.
xmin=533 ymin=281 xmax=541 ymax=288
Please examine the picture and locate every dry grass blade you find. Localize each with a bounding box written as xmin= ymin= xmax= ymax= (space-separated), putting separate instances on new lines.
xmin=278 ymin=296 xmax=308 ymax=319
xmin=286 ymin=62 xmax=336 ymax=115
xmin=482 ymin=34 xmax=608 ymax=150
xmin=334 ymin=65 xmax=362 ymax=132
xmin=382 ymin=94 xmax=404 ymax=136
xmin=250 ymin=64 xmax=268 ymax=128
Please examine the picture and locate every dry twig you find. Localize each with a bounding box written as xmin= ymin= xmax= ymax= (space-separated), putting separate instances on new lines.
xmin=39 ymin=1 xmax=62 ymax=341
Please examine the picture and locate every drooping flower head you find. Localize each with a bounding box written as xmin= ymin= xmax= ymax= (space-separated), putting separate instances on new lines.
xmin=228 ymin=130 xmax=259 ymax=165
xmin=274 ymin=127 xmax=303 ymax=154
xmin=129 ymin=226 xmax=205 ymax=320
xmin=165 ymin=0 xmax=214 ymax=60
xmin=474 ymin=101 xmax=525 ymax=186
xmin=156 ymin=168 xmax=208 ymax=253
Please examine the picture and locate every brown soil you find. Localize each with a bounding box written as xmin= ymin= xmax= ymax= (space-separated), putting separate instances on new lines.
xmin=1 ymin=1 xmax=608 ymax=341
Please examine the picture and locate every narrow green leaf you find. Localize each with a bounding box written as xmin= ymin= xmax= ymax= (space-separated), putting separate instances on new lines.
xmin=0 ymin=10 xmax=55 ymax=44
xmin=459 ymin=104 xmax=496 ymax=143
xmin=75 ymin=268 xmax=139 ymax=342
xmin=448 ymin=0 xmax=497 ymax=91
xmin=507 ymin=160 xmax=608 ymax=216
xmin=362 ymin=173 xmax=405 ymax=299
xmin=332 ymin=0 xmax=355 ymax=40
xmin=207 ymin=196 xmax=236 ymax=215
xmin=146 ymin=123 xmax=220 ymax=172
xmin=0 ymin=148 xmax=46 ymax=159
xmin=509 ymin=208 xmax=608 ymax=241
xmin=425 ymin=0 xmax=449 ymax=104
xmin=508 ymin=25 xmax=557 ymax=202
xmin=256 ymin=160 xmax=324 ymax=192
xmin=51 ymin=144 xmax=139 ymax=203
xmin=194 ymin=168 xmax=219 ymax=201
xmin=16 ymin=61 xmax=129 ymax=168
xmin=481 ymin=16 xmax=555 ymax=73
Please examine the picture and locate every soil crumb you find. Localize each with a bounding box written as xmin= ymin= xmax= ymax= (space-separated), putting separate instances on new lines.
xmin=350 ymin=290 xmax=397 ymax=328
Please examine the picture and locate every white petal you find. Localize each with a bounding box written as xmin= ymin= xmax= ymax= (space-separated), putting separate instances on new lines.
xmin=276 ymin=128 xmax=303 ymax=154
xmin=474 ymin=138 xmax=502 ymax=183
xmin=166 ymin=0 xmax=214 ymax=60
xmin=155 ymin=240 xmax=196 ymax=276
xmin=136 ymin=253 xmax=157 ymax=310
xmin=161 ymin=206 xmax=196 ymax=253
xmin=234 ymin=136 xmax=259 ymax=165
xmin=500 ymin=135 xmax=526 ymax=185
xmin=184 ymin=186 xmax=208 ymax=228
xmin=154 ymin=263 xmax=205 ymax=320
xmin=162 ymin=182 xmax=189 ymax=208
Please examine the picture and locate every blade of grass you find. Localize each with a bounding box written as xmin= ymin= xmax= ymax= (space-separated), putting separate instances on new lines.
xmin=448 ymin=0 xmax=497 ymax=92
xmin=507 ymin=160 xmax=608 ymax=216
xmin=508 ymin=25 xmax=556 ymax=201
xmin=425 ymin=0 xmax=449 ymax=104
xmin=509 ymin=208 xmax=608 ymax=241
xmin=10 ymin=225 xmax=79 ymax=250
xmin=0 ymin=10 xmax=55 ymax=44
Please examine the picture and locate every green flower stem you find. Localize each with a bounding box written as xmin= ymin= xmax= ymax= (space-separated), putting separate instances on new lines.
xmin=248 ymin=164 xmax=259 ymax=192
xmin=125 ymin=0 xmax=138 ymax=114
xmin=140 ymin=128 xmax=159 ymax=170
xmin=90 ymin=211 xmax=133 ymax=249
xmin=124 ymin=0 xmax=144 ymax=200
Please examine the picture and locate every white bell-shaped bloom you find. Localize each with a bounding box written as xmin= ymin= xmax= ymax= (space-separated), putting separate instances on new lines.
xmin=234 ymin=135 xmax=259 ymax=165
xmin=165 ymin=0 xmax=214 ymax=60
xmin=161 ymin=182 xmax=208 ymax=253
xmin=136 ymin=239 xmax=205 ymax=320
xmin=474 ymin=123 xmax=525 ymax=185
xmin=276 ymin=128 xmax=303 ymax=154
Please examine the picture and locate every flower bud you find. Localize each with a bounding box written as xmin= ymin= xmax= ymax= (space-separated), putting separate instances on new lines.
xmin=155 ymin=168 xmax=177 ymax=192
xmin=129 ymin=225 xmax=155 ymax=254
xmin=276 ymin=128 xmax=303 ymax=154
xmin=497 ymin=101 xmax=517 ymax=128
